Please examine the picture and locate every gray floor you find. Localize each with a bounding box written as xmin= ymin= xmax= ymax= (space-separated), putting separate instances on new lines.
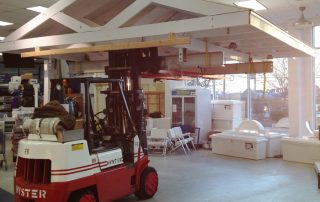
xmin=1 ymin=144 xmax=320 ymax=202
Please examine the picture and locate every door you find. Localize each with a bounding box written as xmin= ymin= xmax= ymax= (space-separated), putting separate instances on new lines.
xmin=172 ymin=97 xmax=182 ymax=127
xmin=183 ymin=97 xmax=196 ymax=131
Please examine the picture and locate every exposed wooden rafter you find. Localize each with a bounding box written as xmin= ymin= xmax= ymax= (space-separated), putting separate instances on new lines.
xmin=21 ymin=37 xmax=191 ymax=57
xmin=152 ymin=0 xmax=243 ymax=16
xmin=4 ymin=0 xmax=77 ymax=41
xmin=0 ymin=0 xmax=316 ymax=61
xmin=0 ymin=12 xmax=249 ymax=52
xmin=170 ymin=61 xmax=273 ymax=75
xmin=102 ymin=0 xmax=153 ymax=30
xmin=51 ymin=12 xmax=92 ymax=32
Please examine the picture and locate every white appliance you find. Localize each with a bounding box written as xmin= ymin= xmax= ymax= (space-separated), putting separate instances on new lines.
xmin=211 ymin=120 xmax=287 ymax=159
xmin=212 ymin=100 xmax=244 ymax=131
xmin=282 ymin=136 xmax=320 ymax=164
xmin=171 ymin=87 xmax=211 ymax=144
xmin=211 ymin=133 xmax=267 ymax=160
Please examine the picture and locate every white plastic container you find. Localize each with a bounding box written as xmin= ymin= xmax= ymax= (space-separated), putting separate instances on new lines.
xmin=152 ymin=118 xmax=171 ymax=129
xmin=212 ymin=118 xmax=242 ymax=131
xmin=211 ymin=133 xmax=267 ymax=160
xmin=264 ymin=131 xmax=287 ymax=157
xmin=281 ymin=136 xmax=320 ymax=164
xmin=211 ymin=120 xmax=288 ymax=158
xmin=212 ymin=100 xmax=243 ymax=120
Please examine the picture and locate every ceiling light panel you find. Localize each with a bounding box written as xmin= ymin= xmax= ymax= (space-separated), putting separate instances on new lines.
xmin=0 ymin=20 xmax=13 ymax=26
xmin=0 ymin=37 xmax=5 ymax=40
xmin=26 ymin=6 xmax=47 ymax=13
xmin=234 ymin=0 xmax=267 ymax=11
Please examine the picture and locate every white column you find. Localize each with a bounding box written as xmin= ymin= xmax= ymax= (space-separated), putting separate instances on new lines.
xmin=288 ymin=27 xmax=314 ymax=137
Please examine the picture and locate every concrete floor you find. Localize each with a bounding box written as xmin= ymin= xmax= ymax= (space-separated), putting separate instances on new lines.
xmin=1 ymin=144 xmax=320 ymax=202
xmin=117 ymin=151 xmax=320 ymax=202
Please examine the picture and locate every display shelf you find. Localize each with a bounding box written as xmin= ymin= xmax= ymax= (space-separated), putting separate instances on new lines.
xmin=144 ymin=91 xmax=164 ymax=114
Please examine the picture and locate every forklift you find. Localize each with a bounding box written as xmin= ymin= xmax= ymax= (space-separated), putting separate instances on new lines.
xmin=14 ymin=48 xmax=162 ymax=202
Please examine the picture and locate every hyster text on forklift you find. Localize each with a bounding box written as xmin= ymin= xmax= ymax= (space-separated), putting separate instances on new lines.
xmin=14 ymin=48 xmax=162 ymax=202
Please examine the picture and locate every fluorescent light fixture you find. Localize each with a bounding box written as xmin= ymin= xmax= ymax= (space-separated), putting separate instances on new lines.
xmin=0 ymin=20 xmax=13 ymax=26
xmin=26 ymin=6 xmax=47 ymax=13
xmin=0 ymin=36 xmax=4 ymax=40
xmin=225 ymin=60 xmax=239 ymax=64
xmin=234 ymin=0 xmax=266 ymax=11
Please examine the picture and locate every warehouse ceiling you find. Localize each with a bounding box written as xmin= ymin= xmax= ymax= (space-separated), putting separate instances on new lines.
xmin=1 ymin=0 xmax=319 ymax=38
xmin=0 ymin=0 xmax=318 ymax=62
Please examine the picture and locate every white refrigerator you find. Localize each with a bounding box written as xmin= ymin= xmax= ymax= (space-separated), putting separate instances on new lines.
xmin=171 ymin=87 xmax=212 ymax=144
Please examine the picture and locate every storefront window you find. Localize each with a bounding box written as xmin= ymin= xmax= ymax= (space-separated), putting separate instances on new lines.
xmin=314 ymin=25 xmax=320 ymax=127
xmin=214 ymin=74 xmax=248 ymax=118
xmin=251 ymin=58 xmax=288 ymax=127
xmin=316 ymin=57 xmax=320 ymax=128
xmin=189 ymin=59 xmax=289 ymax=128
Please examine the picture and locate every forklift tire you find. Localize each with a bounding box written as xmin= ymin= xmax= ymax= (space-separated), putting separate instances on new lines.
xmin=135 ymin=166 xmax=158 ymax=200
xmin=69 ymin=189 xmax=97 ymax=202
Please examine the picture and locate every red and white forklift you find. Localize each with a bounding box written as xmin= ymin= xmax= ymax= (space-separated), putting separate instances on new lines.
xmin=14 ymin=48 xmax=161 ymax=202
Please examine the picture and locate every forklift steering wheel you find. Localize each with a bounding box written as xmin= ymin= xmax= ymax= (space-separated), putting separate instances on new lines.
xmin=94 ymin=110 xmax=107 ymax=135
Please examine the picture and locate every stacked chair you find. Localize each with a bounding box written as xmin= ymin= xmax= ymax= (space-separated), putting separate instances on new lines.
xmin=167 ymin=127 xmax=196 ymax=156
xmin=147 ymin=126 xmax=196 ymax=156
xmin=147 ymin=128 xmax=171 ymax=156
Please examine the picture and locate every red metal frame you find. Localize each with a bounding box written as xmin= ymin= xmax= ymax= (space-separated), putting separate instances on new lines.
xmin=14 ymin=156 xmax=150 ymax=202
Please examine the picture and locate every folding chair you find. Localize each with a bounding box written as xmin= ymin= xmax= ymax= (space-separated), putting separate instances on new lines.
xmin=147 ymin=128 xmax=170 ymax=156
xmin=172 ymin=127 xmax=196 ymax=151
xmin=167 ymin=128 xmax=188 ymax=155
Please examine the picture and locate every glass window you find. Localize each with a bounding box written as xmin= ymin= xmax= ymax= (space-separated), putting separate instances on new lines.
xmin=251 ymin=58 xmax=288 ymax=127
xmin=214 ymin=74 xmax=248 ymax=118
xmin=314 ymin=25 xmax=320 ymax=127
xmin=316 ymin=57 xmax=320 ymax=128
xmin=315 ymin=26 xmax=320 ymax=48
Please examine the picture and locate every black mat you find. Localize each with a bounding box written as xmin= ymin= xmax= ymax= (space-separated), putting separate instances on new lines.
xmin=0 ymin=188 xmax=13 ymax=202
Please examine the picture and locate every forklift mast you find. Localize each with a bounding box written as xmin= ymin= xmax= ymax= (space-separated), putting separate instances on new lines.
xmin=106 ymin=47 xmax=162 ymax=155
xmin=49 ymin=47 xmax=162 ymax=160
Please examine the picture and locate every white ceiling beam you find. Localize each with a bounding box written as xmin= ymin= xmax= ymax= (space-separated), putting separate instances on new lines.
xmin=4 ymin=0 xmax=76 ymax=41
xmin=51 ymin=12 xmax=92 ymax=32
xmin=250 ymin=12 xmax=316 ymax=57
xmin=0 ymin=12 xmax=251 ymax=52
xmin=176 ymin=38 xmax=251 ymax=62
xmin=103 ymin=0 xmax=153 ymax=30
xmin=151 ymin=0 xmax=243 ymax=16
xmin=21 ymin=37 xmax=191 ymax=57
xmin=80 ymin=18 xmax=100 ymax=27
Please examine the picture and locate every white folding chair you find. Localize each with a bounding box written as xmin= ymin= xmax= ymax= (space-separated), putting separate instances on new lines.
xmin=147 ymin=128 xmax=170 ymax=156
xmin=167 ymin=128 xmax=188 ymax=155
xmin=172 ymin=127 xmax=196 ymax=151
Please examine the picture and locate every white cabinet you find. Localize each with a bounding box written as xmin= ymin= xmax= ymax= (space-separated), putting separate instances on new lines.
xmin=212 ymin=100 xmax=244 ymax=131
xmin=212 ymin=100 xmax=243 ymax=120
xmin=212 ymin=118 xmax=242 ymax=131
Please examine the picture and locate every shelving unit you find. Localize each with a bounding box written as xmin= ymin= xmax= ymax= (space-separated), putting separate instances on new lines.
xmin=0 ymin=82 xmax=12 ymax=116
xmin=0 ymin=95 xmax=13 ymax=118
xmin=0 ymin=120 xmax=7 ymax=170
xmin=144 ymin=91 xmax=164 ymax=114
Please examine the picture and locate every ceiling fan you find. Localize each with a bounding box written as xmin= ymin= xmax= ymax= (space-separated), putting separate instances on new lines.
xmin=293 ymin=6 xmax=313 ymax=29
